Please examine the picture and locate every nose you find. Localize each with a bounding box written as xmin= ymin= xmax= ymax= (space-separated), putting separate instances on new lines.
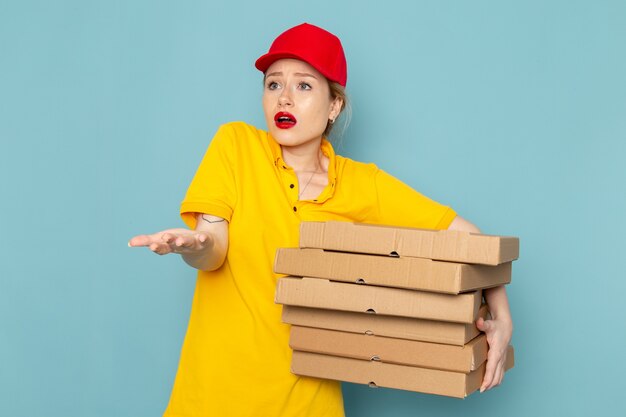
xmin=278 ymin=89 xmax=292 ymax=107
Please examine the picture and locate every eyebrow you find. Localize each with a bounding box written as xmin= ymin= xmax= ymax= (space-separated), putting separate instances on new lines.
xmin=265 ymin=71 xmax=318 ymax=79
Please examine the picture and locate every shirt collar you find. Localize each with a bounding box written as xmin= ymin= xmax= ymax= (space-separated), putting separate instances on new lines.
xmin=267 ymin=133 xmax=338 ymax=202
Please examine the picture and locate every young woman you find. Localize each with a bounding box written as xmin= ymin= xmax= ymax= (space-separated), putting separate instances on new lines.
xmin=129 ymin=23 xmax=513 ymax=417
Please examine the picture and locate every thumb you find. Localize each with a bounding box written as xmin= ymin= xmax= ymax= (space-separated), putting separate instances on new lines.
xmin=476 ymin=317 xmax=492 ymax=332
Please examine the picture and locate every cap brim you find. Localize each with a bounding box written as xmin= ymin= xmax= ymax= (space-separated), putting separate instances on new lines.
xmin=255 ymin=52 xmax=308 ymax=73
xmin=254 ymin=52 xmax=345 ymax=87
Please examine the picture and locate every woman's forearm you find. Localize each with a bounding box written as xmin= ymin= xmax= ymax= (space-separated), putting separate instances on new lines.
xmin=181 ymin=234 xmax=226 ymax=271
xmin=484 ymin=285 xmax=513 ymax=326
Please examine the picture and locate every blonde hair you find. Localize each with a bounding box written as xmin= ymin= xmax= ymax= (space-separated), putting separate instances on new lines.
xmin=324 ymin=82 xmax=351 ymax=141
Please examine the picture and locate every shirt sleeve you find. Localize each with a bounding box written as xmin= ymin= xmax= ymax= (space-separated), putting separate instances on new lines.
xmin=374 ymin=168 xmax=456 ymax=230
xmin=180 ymin=124 xmax=239 ymax=229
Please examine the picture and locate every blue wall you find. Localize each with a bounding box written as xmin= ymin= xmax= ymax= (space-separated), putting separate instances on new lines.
xmin=1 ymin=1 xmax=625 ymax=416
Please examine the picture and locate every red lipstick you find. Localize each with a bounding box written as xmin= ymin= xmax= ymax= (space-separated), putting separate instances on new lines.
xmin=274 ymin=112 xmax=297 ymax=129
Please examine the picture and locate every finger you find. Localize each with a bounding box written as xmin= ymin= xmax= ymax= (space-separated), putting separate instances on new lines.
xmin=476 ymin=317 xmax=492 ymax=333
xmin=493 ymin=359 xmax=506 ymax=387
xmin=149 ymin=242 xmax=171 ymax=255
xmin=129 ymin=235 xmax=153 ymax=247
xmin=475 ymin=316 xmax=484 ymax=329
xmin=481 ymin=345 xmax=507 ymax=392
xmin=480 ymin=365 xmax=494 ymax=393
xmin=486 ymin=358 xmax=506 ymax=391
xmin=174 ymin=235 xmax=196 ymax=248
xmin=480 ymin=351 xmax=499 ymax=393
xmin=161 ymin=233 xmax=176 ymax=244
xmin=493 ymin=348 xmax=508 ymax=388
xmin=175 ymin=233 xmax=211 ymax=249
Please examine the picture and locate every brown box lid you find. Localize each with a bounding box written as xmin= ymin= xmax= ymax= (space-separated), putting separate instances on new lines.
xmin=300 ymin=221 xmax=519 ymax=266
xmin=282 ymin=305 xmax=489 ymax=346
xmin=275 ymin=248 xmax=512 ymax=294
xmin=290 ymin=326 xmax=488 ymax=372
xmin=275 ymin=277 xmax=482 ymax=324
xmin=291 ymin=346 xmax=515 ymax=398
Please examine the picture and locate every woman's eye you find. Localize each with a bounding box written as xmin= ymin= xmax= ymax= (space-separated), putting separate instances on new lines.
xmin=298 ymin=82 xmax=312 ymax=90
xmin=267 ymin=81 xmax=279 ymax=90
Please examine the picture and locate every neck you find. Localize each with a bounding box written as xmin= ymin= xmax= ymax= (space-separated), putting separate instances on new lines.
xmin=281 ymin=138 xmax=325 ymax=172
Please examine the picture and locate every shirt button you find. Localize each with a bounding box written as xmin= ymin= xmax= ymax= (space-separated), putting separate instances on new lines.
xmin=293 ymin=207 xmax=297 ymax=212
xmin=290 ymin=184 xmax=294 ymax=188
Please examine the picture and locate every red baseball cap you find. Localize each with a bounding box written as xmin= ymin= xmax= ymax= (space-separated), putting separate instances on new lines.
xmin=255 ymin=23 xmax=347 ymax=87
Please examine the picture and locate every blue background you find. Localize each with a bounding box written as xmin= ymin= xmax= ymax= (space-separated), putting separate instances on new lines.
xmin=1 ymin=1 xmax=625 ymax=416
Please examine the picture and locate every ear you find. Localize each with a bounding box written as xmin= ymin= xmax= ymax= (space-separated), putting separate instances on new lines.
xmin=329 ymin=96 xmax=344 ymax=122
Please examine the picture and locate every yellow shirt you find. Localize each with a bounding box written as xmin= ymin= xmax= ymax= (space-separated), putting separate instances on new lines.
xmin=164 ymin=122 xmax=456 ymax=417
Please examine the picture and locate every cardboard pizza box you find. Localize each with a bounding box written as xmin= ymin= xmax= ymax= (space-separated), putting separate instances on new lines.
xmin=275 ymin=277 xmax=481 ymax=324
xmin=282 ymin=305 xmax=489 ymax=346
xmin=289 ymin=326 xmax=488 ymax=372
xmin=274 ymin=247 xmax=511 ymax=294
xmin=299 ymin=221 xmax=519 ymax=266
xmin=291 ymin=346 xmax=515 ymax=398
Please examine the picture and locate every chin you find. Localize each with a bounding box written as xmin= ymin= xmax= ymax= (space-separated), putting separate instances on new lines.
xmin=270 ymin=129 xmax=293 ymax=142
xmin=273 ymin=136 xmax=305 ymax=148
xmin=269 ymin=127 xmax=317 ymax=147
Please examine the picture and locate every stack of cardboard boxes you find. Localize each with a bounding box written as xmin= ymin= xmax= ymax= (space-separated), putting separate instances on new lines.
xmin=274 ymin=221 xmax=519 ymax=398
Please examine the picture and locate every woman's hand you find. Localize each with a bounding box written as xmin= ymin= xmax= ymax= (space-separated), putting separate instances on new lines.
xmin=476 ymin=314 xmax=513 ymax=392
xmin=448 ymin=217 xmax=514 ymax=393
xmin=128 ymin=214 xmax=229 ymax=271
xmin=128 ymin=228 xmax=213 ymax=256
